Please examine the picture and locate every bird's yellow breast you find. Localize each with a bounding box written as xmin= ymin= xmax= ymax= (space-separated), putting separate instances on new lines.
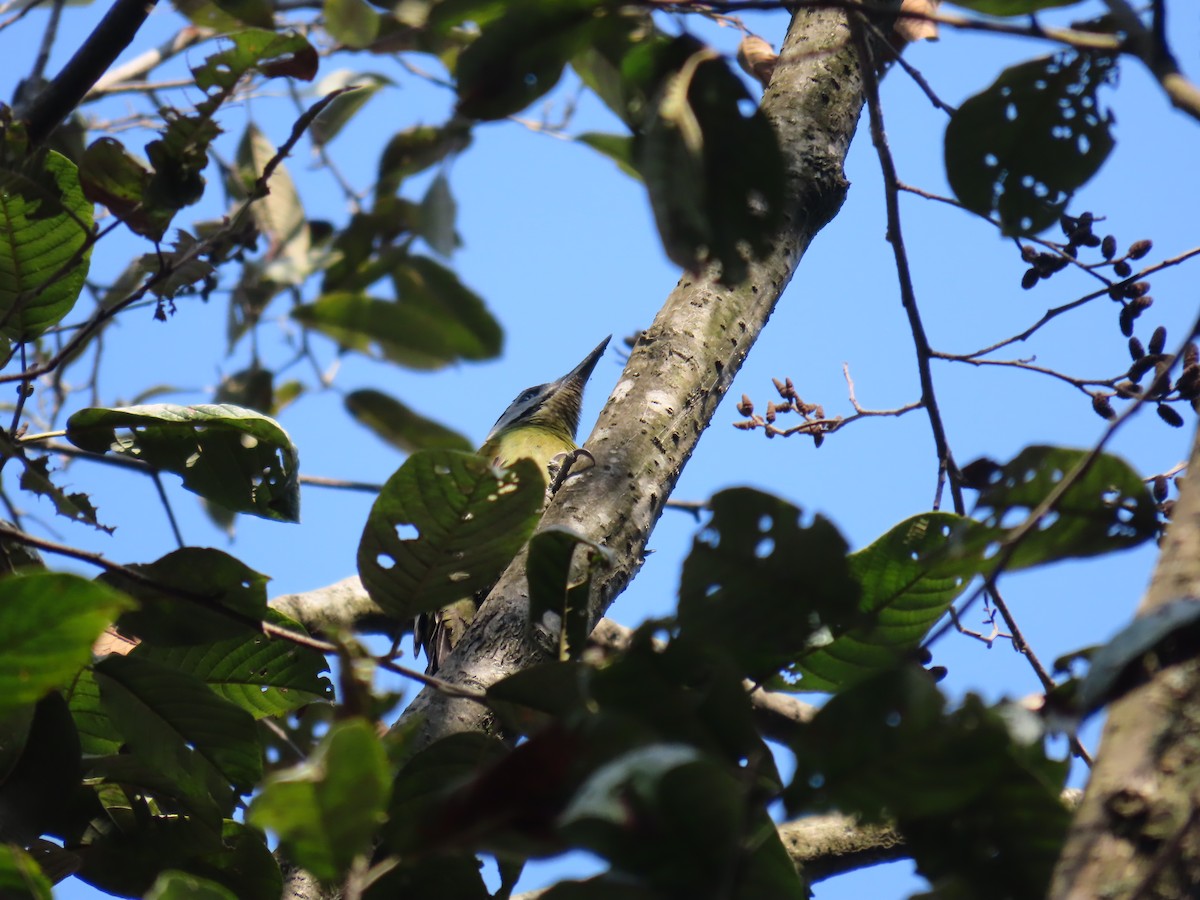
xmin=480 ymin=425 xmax=578 ymax=486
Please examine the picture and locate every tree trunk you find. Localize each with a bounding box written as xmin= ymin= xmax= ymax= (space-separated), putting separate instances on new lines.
xmin=1050 ymin=422 xmax=1200 ymax=898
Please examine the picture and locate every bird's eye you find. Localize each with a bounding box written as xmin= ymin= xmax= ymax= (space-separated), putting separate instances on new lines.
xmin=519 ymin=388 xmax=539 ymax=403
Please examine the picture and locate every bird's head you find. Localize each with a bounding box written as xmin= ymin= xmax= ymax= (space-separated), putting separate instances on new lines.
xmin=484 ymin=336 xmax=611 ymax=445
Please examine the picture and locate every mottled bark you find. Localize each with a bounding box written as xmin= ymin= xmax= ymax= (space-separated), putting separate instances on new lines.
xmin=396 ymin=3 xmax=866 ymax=754
xmin=1051 ymin=424 xmax=1200 ymax=899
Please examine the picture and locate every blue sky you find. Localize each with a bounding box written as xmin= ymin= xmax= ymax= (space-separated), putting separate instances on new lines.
xmin=7 ymin=1 xmax=1198 ymax=897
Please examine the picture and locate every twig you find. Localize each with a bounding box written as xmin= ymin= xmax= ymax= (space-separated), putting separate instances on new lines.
xmin=299 ymin=474 xmax=383 ymax=493
xmin=851 ymin=18 xmax=963 ymax=514
xmin=28 ymin=0 xmax=64 ymax=84
xmin=85 ymin=25 xmax=213 ymax=99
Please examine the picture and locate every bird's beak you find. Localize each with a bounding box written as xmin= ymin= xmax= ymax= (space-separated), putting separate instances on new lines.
xmin=558 ymin=336 xmax=611 ymax=389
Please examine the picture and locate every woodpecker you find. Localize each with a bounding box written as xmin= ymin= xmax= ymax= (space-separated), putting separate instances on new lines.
xmin=416 ymin=335 xmax=611 ymax=674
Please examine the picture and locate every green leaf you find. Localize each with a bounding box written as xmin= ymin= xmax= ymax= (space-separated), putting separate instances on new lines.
xmin=0 ymin=693 xmax=84 ymax=846
xmin=296 ymin=258 xmax=501 ymax=369
xmin=310 ymin=71 xmax=392 ymax=145
xmin=145 ymin=114 xmax=220 ymax=212
xmin=0 ymin=845 xmax=52 ymax=900
xmin=357 ymin=450 xmax=544 ymax=619
xmin=0 ymin=572 xmax=133 ymax=716
xmin=248 ymin=719 xmax=389 ymax=883
xmin=94 ymin=654 xmax=262 ymax=811
xmin=236 ymin=124 xmax=309 ymax=280
xmin=66 ymin=666 xmax=123 ymax=755
xmin=133 ymin=610 xmax=332 ymax=718
xmin=146 ymin=870 xmax=237 ymax=900
xmin=345 ymin=388 xmax=473 ymax=453
xmin=454 ymin=0 xmax=605 ymax=120
xmin=99 ymin=547 xmax=269 ymax=646
xmin=527 ymin=526 xmax=613 ymax=660
xmin=79 ymin=137 xmax=174 ymax=240
xmin=947 ymin=0 xmax=1080 ymax=14
xmin=636 ymin=41 xmax=784 ymax=284
xmin=324 ymin=0 xmax=380 ymax=48
xmin=73 ymin=816 xmax=278 ymax=899
xmin=0 ymin=149 xmax=93 ymax=340
xmin=575 ymin=132 xmax=641 ymax=180
xmin=192 ymin=30 xmax=318 ymax=91
xmin=945 ymin=51 xmax=1116 ymax=235
xmin=782 ymin=512 xmax=970 ymax=693
xmin=678 ymin=488 xmax=858 ymax=682
xmin=418 ymin=171 xmax=459 ymax=257
xmin=965 ymin=445 xmax=1158 ymax=570
xmin=65 ymin=403 xmax=300 ymax=522
xmin=375 ymin=122 xmax=472 ymax=200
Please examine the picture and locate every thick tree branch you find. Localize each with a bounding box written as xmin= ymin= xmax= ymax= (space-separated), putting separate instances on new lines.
xmin=19 ymin=0 xmax=160 ymax=144
xmin=394 ymin=5 xmax=865 ymax=752
xmin=1050 ymin=423 xmax=1200 ymax=897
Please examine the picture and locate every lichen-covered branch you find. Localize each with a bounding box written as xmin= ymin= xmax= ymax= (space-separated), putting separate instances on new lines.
xmin=395 ymin=4 xmax=866 ymax=751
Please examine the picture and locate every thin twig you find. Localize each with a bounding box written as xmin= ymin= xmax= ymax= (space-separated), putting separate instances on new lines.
xmin=851 ymin=18 xmax=963 ymax=514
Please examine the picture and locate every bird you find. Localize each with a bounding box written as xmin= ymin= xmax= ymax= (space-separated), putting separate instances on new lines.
xmin=415 ymin=335 xmax=612 ymax=674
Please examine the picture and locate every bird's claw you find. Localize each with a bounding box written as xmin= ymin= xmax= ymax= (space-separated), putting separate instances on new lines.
xmin=548 ymin=447 xmax=596 ymax=495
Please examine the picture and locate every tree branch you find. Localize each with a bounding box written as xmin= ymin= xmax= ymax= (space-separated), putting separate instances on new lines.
xmin=1050 ymin=420 xmax=1200 ymax=896
xmin=393 ymin=4 xmax=865 ymax=753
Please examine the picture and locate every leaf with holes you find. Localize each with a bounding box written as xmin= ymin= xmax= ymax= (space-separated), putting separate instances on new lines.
xmin=357 ymin=450 xmax=545 ymax=620
xmin=678 ymin=488 xmax=858 ymax=683
xmin=962 ymin=445 xmax=1158 ymax=571
xmin=65 ymin=404 xmax=300 ymax=522
xmin=945 ymin=51 xmax=1116 ymax=235
xmin=0 ymin=149 xmax=93 ymax=340
xmin=780 ymin=513 xmax=972 ymax=693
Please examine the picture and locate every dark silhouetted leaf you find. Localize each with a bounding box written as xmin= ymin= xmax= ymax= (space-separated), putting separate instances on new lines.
xmin=357 ymin=450 xmax=543 ymax=619
xmin=790 ymin=667 xmax=1070 ymax=900
xmin=66 ymin=403 xmax=300 ymax=522
xmin=528 ymin=526 xmax=612 ymax=661
xmin=948 ymin=0 xmax=1080 ymax=13
xmin=945 ymin=51 xmax=1116 ymax=235
xmin=99 ymin=547 xmax=269 ymax=646
xmin=634 ymin=40 xmax=784 ymax=284
xmin=345 ymin=389 xmax=473 ymax=453
xmin=376 ymin=122 xmax=472 ymax=201
xmin=80 ymin=137 xmax=174 ymax=240
xmin=678 ymin=488 xmax=857 ymax=682
xmin=297 ymin=260 xmax=500 ymax=369
xmin=95 ymin=654 xmax=262 ymax=811
xmin=454 ymin=0 xmax=604 ymax=120
xmin=133 ymin=609 xmax=333 ymax=718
